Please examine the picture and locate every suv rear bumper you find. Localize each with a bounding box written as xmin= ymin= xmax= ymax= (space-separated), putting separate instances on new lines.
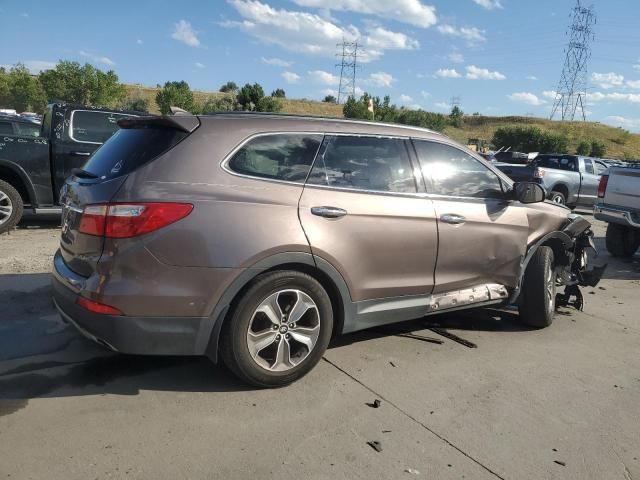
xmin=52 ymin=250 xmax=207 ymax=356
xmin=594 ymin=204 xmax=640 ymax=228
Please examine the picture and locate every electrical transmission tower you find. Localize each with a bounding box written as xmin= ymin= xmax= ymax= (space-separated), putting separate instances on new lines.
xmin=550 ymin=0 xmax=596 ymax=121
xmin=450 ymin=96 xmax=461 ymax=111
xmin=335 ymin=40 xmax=360 ymax=103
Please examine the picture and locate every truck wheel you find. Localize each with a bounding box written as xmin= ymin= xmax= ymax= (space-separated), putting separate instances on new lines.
xmin=0 ymin=180 xmax=24 ymax=234
xmin=519 ymin=246 xmax=556 ymax=328
xmin=549 ymin=191 xmax=566 ymax=206
xmin=220 ymin=270 xmax=333 ymax=388
xmin=606 ymin=223 xmax=638 ymax=258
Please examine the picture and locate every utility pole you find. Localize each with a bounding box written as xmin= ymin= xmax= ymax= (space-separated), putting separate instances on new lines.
xmin=550 ymin=0 xmax=596 ymax=121
xmin=335 ymin=39 xmax=360 ymax=103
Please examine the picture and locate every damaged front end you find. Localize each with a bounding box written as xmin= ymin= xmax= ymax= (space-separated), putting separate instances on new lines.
xmin=512 ymin=214 xmax=607 ymax=311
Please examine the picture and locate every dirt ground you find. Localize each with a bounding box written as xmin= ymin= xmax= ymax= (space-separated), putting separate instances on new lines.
xmin=1 ymin=211 xmax=638 ymax=480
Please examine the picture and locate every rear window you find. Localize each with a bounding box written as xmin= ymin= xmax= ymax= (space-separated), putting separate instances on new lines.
xmin=0 ymin=121 xmax=13 ymax=135
xmin=82 ymin=127 xmax=187 ymax=179
xmin=71 ymin=110 xmax=134 ymax=144
xmin=14 ymin=122 xmax=40 ymax=137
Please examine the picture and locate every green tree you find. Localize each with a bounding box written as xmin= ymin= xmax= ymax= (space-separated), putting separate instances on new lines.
xmin=3 ymin=64 xmax=47 ymax=112
xmin=155 ymin=80 xmax=195 ymax=114
xmin=271 ymin=88 xmax=286 ymax=98
xmin=449 ymin=105 xmax=464 ymax=128
xmin=0 ymin=68 xmax=10 ymax=107
xmin=201 ymin=95 xmax=239 ymax=113
xmin=256 ymin=96 xmax=283 ymax=112
xmin=39 ymin=61 xmax=124 ymax=106
xmin=219 ymin=81 xmax=238 ymax=93
xmin=576 ymin=140 xmax=591 ymax=156
xmin=590 ymin=141 xmax=606 ymax=158
xmin=323 ymin=94 xmax=337 ymax=103
xmin=492 ymin=126 xmax=568 ymax=154
xmin=237 ymin=83 xmax=265 ymax=110
xmin=119 ymin=90 xmax=150 ymax=113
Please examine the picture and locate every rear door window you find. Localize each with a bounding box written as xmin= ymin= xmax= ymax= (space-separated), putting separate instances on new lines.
xmin=82 ymin=127 xmax=188 ymax=179
xmin=583 ymin=158 xmax=594 ymax=174
xmin=14 ymin=122 xmax=40 ymax=137
xmin=0 ymin=121 xmax=14 ymax=135
xmin=413 ymin=140 xmax=504 ymax=198
xmin=227 ymin=134 xmax=323 ymax=183
xmin=70 ymin=110 xmax=135 ymax=144
xmin=306 ymin=135 xmax=417 ymax=193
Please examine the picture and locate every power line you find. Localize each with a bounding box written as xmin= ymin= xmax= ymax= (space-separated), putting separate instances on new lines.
xmin=550 ymin=0 xmax=596 ymax=121
xmin=335 ymin=39 xmax=360 ymax=103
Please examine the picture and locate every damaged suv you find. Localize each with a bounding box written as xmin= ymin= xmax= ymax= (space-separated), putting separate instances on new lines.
xmin=52 ymin=114 xmax=604 ymax=387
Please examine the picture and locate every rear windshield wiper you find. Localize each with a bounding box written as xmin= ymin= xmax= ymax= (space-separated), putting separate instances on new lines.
xmin=71 ymin=168 xmax=100 ymax=179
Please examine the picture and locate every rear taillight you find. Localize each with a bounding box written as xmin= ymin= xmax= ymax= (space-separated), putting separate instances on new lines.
xmin=76 ymin=296 xmax=123 ymax=315
xmin=597 ymin=175 xmax=609 ymax=198
xmin=78 ymin=202 xmax=193 ymax=238
xmin=534 ymin=167 xmax=545 ymax=178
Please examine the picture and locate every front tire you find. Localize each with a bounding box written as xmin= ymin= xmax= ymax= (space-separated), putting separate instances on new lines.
xmin=519 ymin=246 xmax=556 ymax=328
xmin=0 ymin=180 xmax=24 ymax=234
xmin=605 ymin=223 xmax=639 ymax=258
xmin=220 ymin=270 xmax=333 ymax=388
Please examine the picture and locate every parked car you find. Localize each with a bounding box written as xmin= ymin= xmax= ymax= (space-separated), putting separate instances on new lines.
xmin=0 ymin=103 xmax=136 ymax=233
xmin=51 ymin=113 xmax=603 ymax=387
xmin=594 ymin=164 xmax=640 ymax=257
xmin=496 ymin=154 xmax=608 ymax=208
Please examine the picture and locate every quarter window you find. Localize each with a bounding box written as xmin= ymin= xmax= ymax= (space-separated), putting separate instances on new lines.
xmin=413 ymin=140 xmax=504 ymax=198
xmin=306 ymin=136 xmax=417 ymax=193
xmin=71 ymin=110 xmax=134 ymax=144
xmin=583 ymin=158 xmax=594 ymax=174
xmin=228 ymin=134 xmax=323 ymax=183
xmin=0 ymin=121 xmax=14 ymax=135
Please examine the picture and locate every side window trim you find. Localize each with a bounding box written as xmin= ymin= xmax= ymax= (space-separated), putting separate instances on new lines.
xmin=411 ymin=137 xmax=509 ymax=199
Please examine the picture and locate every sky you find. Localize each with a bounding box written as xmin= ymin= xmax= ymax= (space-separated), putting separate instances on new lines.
xmin=2 ymin=0 xmax=639 ymax=131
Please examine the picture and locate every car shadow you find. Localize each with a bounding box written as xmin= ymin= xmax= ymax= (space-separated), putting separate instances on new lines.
xmin=16 ymin=212 xmax=60 ymax=230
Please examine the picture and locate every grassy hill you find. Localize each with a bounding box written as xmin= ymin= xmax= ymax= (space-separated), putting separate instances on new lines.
xmin=124 ymin=84 xmax=639 ymax=160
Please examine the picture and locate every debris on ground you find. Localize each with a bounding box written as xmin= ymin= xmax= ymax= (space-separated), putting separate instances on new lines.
xmin=554 ymin=460 xmax=566 ymax=466
xmin=367 ymin=441 xmax=383 ymax=453
xmin=366 ymin=399 xmax=382 ymax=408
xmin=404 ymin=467 xmax=420 ymax=475
xmin=389 ymin=361 xmax=397 ymax=368
xmin=382 ymin=430 xmax=392 ymax=433
xmin=429 ymin=328 xmax=477 ymax=348
xmin=395 ymin=333 xmax=444 ymax=345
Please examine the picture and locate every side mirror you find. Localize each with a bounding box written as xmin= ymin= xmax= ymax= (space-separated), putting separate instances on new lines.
xmin=513 ymin=182 xmax=546 ymax=204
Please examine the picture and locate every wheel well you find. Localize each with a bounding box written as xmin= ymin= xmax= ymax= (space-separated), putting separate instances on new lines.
xmin=0 ymin=166 xmax=30 ymax=204
xmin=540 ymin=238 xmax=571 ymax=266
xmin=551 ymin=183 xmax=568 ymax=197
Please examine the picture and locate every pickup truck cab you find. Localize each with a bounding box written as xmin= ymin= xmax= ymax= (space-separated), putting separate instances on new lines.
xmin=496 ymin=154 xmax=608 ymax=209
xmin=594 ymin=165 xmax=640 ymax=257
xmin=0 ymin=103 xmax=136 ymax=233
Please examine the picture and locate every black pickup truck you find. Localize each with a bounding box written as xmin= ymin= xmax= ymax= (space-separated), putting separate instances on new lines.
xmin=0 ymin=103 xmax=136 ymax=233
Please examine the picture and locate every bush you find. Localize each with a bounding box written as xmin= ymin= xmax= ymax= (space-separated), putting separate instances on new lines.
xmin=590 ymin=141 xmax=606 ymax=158
xmin=155 ymin=80 xmax=195 ymax=115
xmin=237 ymin=83 xmax=265 ymax=110
xmin=119 ymin=91 xmax=149 ymax=113
xmin=449 ymin=105 xmax=464 ymax=128
xmin=323 ymin=94 xmax=337 ymax=103
xmin=219 ymin=81 xmax=238 ymax=93
xmin=492 ymin=126 xmax=568 ymax=154
xmin=256 ymin=96 xmax=283 ymax=113
xmin=576 ymin=140 xmax=591 ymax=156
xmin=200 ymin=95 xmax=238 ymax=113
xmin=271 ymin=88 xmax=286 ymax=98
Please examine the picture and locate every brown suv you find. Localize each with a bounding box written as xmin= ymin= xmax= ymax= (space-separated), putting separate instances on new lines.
xmin=52 ymin=114 xmax=603 ymax=387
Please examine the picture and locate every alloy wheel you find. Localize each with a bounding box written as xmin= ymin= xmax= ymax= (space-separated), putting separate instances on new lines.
xmin=0 ymin=190 xmax=13 ymax=226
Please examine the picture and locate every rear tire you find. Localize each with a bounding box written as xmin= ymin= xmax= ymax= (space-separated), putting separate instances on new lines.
xmin=606 ymin=223 xmax=639 ymax=258
xmin=519 ymin=246 xmax=556 ymax=328
xmin=220 ymin=270 xmax=333 ymax=388
xmin=549 ymin=191 xmax=566 ymax=206
xmin=0 ymin=180 xmax=23 ymax=234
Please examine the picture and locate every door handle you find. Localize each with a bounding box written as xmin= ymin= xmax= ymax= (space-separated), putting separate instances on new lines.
xmin=440 ymin=213 xmax=466 ymax=225
xmin=70 ymin=151 xmax=91 ymax=157
xmin=311 ymin=206 xmax=348 ymax=218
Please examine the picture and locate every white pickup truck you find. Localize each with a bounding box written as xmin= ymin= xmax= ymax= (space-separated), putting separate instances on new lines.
xmin=594 ymin=165 xmax=640 ymax=257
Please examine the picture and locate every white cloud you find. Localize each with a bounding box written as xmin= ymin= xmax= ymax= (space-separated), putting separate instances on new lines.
xmin=309 ymin=70 xmax=339 ymax=85
xmin=603 ymin=115 xmax=640 ymax=132
xmin=508 ymin=92 xmax=546 ymax=106
xmin=434 ymin=101 xmax=450 ymax=110
xmin=322 ymin=88 xmax=338 ymax=97
xmin=21 ymin=60 xmax=56 ymax=73
xmin=472 ymin=0 xmax=503 ymax=9
xmin=626 ymin=79 xmax=640 ymax=89
xmin=634 ymin=64 xmax=640 ymax=71
xmin=365 ymin=72 xmax=395 ymax=87
xmin=79 ymin=50 xmax=115 ymax=66
xmin=20 ymin=12 xmax=29 ymax=18
xmin=399 ymin=94 xmax=413 ymax=103
xmin=136 ymin=39 xmax=143 ymax=45
xmin=261 ymin=57 xmax=292 ymax=67
xmin=225 ymin=1 xmax=418 ymax=62
xmin=434 ymin=68 xmax=462 ymax=79
xmin=421 ymin=90 xmax=431 ymax=99
xmin=589 ymin=91 xmax=640 ymax=103
xmin=437 ymin=24 xmax=486 ymax=43
xmin=466 ymin=65 xmax=505 ymax=80
xmin=195 ymin=62 xmax=205 ymax=68
xmin=526 ymin=75 xmax=538 ymax=81
xmin=281 ymin=71 xmax=301 ymax=83
xmin=591 ymin=72 xmax=624 ymax=89
xmin=172 ymin=20 xmax=200 ymax=47
xmin=447 ymin=50 xmax=465 ymax=63
xmin=542 ymin=90 xmax=558 ymax=100
xmin=290 ymin=0 xmax=437 ymax=28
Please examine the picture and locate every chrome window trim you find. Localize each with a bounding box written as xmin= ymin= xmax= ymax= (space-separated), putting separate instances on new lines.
xmin=302 ymin=182 xmax=428 ymax=199
xmin=69 ymin=109 xmax=136 ymax=145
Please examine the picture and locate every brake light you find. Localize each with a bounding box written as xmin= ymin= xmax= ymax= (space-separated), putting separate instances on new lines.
xmin=78 ymin=202 xmax=193 ymax=238
xmin=597 ymin=175 xmax=609 ymax=198
xmin=76 ymin=296 xmax=123 ymax=315
xmin=534 ymin=167 xmax=545 ymax=178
